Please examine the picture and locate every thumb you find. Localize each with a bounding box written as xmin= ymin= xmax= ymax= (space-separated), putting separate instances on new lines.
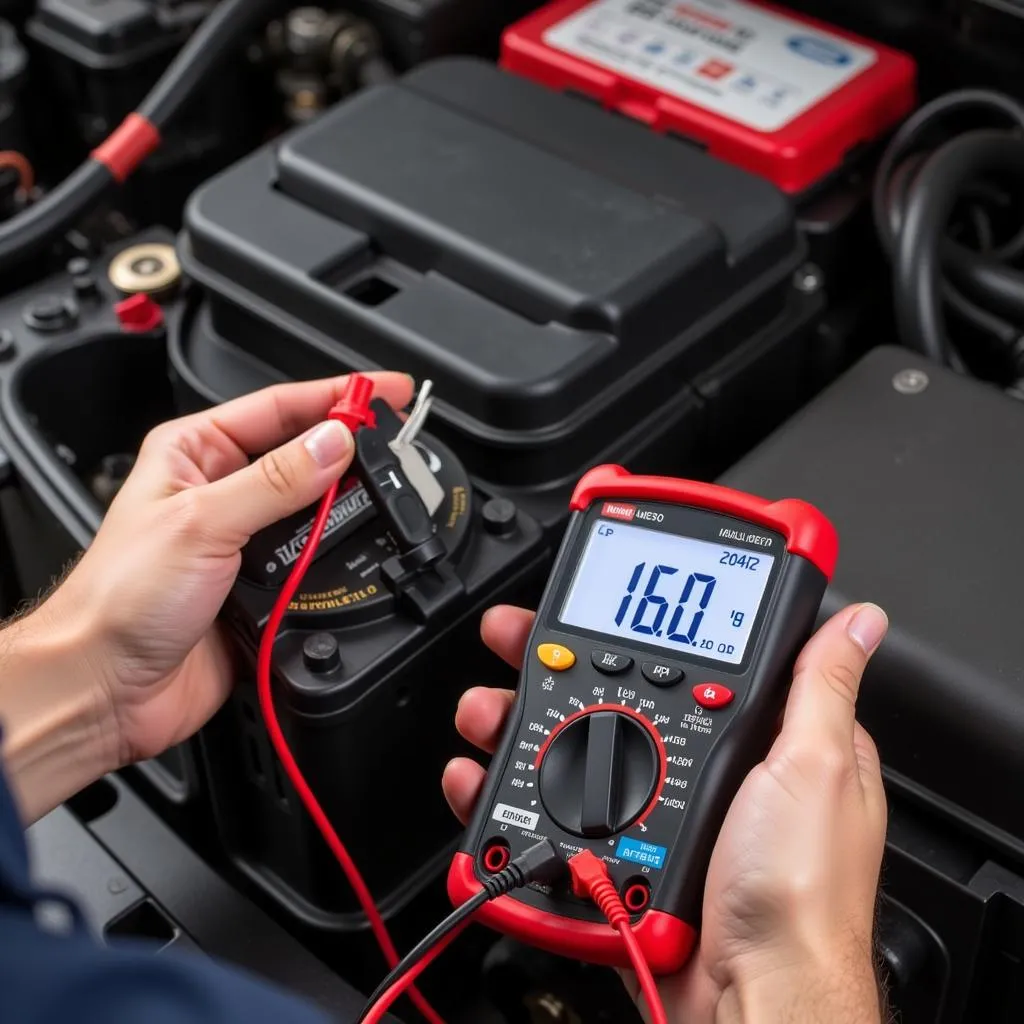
xmin=199 ymin=419 xmax=354 ymax=541
xmin=780 ymin=603 xmax=888 ymax=749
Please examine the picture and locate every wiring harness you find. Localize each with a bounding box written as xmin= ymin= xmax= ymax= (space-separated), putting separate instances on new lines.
xmin=874 ymin=88 xmax=1024 ymax=392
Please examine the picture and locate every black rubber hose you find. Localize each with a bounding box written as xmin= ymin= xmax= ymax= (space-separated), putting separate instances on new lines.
xmin=0 ymin=0 xmax=288 ymax=274
xmin=873 ymin=88 xmax=1024 ymax=256
xmin=874 ymin=89 xmax=1024 ymax=377
xmin=894 ymin=130 xmax=1024 ymax=368
xmin=0 ymin=162 xmax=116 ymax=275
xmin=139 ymin=0 xmax=287 ymax=129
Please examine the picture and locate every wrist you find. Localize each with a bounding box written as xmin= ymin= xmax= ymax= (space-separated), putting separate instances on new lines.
xmin=717 ymin=944 xmax=881 ymax=1024
xmin=0 ymin=598 xmax=121 ymax=823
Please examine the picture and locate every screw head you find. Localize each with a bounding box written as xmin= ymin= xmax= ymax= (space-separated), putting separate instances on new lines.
xmin=893 ymin=369 xmax=929 ymax=395
xmin=302 ymin=632 xmax=341 ymax=674
xmin=793 ymin=263 xmax=824 ymax=295
xmin=482 ymin=497 xmax=518 ymax=536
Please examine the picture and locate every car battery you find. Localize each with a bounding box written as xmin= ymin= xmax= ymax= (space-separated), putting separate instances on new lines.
xmin=199 ymin=408 xmax=549 ymax=937
xmin=500 ymin=0 xmax=917 ymax=195
xmin=719 ymin=346 xmax=1024 ymax=854
xmin=177 ymin=56 xmax=824 ymax=537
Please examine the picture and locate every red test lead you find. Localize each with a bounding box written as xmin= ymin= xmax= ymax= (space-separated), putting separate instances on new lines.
xmin=569 ymin=850 xmax=668 ymax=1024
xmin=256 ymin=373 xmax=447 ymax=1024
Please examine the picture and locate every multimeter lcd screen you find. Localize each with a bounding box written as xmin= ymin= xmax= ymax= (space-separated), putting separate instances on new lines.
xmin=559 ymin=520 xmax=776 ymax=666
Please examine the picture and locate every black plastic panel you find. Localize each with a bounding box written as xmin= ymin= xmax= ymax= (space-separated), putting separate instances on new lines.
xmin=721 ymin=345 xmax=1024 ymax=849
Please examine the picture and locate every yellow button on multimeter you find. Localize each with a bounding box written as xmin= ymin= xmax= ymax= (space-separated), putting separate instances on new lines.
xmin=537 ymin=643 xmax=576 ymax=671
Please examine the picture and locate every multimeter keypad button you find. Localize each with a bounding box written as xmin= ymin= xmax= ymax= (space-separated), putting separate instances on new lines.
xmin=591 ymin=651 xmax=633 ymax=675
xmin=642 ymin=662 xmax=683 ymax=687
xmin=537 ymin=643 xmax=576 ymax=671
xmin=693 ymin=683 xmax=735 ymax=709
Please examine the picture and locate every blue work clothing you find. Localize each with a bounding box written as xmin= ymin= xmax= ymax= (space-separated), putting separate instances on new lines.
xmin=0 ymin=758 xmax=332 ymax=1024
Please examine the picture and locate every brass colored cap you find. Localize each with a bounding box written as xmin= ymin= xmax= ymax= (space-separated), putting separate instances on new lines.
xmin=108 ymin=243 xmax=181 ymax=297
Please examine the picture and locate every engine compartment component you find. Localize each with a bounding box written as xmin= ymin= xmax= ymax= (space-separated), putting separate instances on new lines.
xmin=26 ymin=0 xmax=256 ymax=225
xmin=200 ymin=403 xmax=548 ymax=970
xmin=263 ymin=6 xmax=390 ymax=123
xmin=724 ymin=345 xmax=1024 ymax=847
xmin=2 ymin=1 xmax=1024 ymax=1021
xmin=501 ymin=0 xmax=917 ymax=194
xmin=343 ymin=0 xmax=546 ymax=68
xmin=178 ymin=55 xmax=822 ymax=533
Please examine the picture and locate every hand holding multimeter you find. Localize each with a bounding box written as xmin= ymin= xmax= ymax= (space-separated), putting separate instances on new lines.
xmin=448 ymin=464 xmax=849 ymax=974
xmin=432 ymin=471 xmax=905 ymax=1024
xmin=444 ymin=607 xmax=890 ymax=1024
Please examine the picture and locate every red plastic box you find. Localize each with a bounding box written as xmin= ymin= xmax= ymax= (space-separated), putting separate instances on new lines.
xmin=501 ymin=0 xmax=917 ymax=193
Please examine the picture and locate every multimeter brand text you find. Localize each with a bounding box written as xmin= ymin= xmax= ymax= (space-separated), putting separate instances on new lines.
xmin=718 ymin=528 xmax=773 ymax=548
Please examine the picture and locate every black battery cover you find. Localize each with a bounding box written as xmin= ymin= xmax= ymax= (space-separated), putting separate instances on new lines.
xmin=720 ymin=345 xmax=1024 ymax=851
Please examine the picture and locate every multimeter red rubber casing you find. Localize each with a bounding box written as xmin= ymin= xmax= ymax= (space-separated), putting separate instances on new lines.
xmin=448 ymin=464 xmax=837 ymax=972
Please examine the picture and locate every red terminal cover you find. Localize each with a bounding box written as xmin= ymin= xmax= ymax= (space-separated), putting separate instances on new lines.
xmin=114 ymin=294 xmax=164 ymax=334
xmin=571 ymin=464 xmax=838 ymax=578
xmin=501 ymin=0 xmax=917 ymax=194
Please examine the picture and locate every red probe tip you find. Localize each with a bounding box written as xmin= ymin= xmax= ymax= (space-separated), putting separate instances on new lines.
xmin=329 ymin=373 xmax=376 ymax=433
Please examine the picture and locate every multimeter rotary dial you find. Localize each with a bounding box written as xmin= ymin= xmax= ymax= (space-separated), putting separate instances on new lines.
xmin=538 ymin=708 xmax=661 ymax=838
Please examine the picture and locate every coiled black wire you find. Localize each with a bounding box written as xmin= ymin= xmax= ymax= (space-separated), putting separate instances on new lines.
xmin=873 ymin=89 xmax=1024 ymax=391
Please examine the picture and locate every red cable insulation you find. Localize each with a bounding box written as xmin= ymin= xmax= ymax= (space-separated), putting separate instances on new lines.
xmin=0 ymin=150 xmax=34 ymax=193
xmin=568 ymin=852 xmax=668 ymax=1024
xmin=90 ymin=113 xmax=162 ymax=183
xmin=256 ymin=479 xmax=446 ymax=1024
xmin=361 ymin=921 xmax=472 ymax=1024
xmin=617 ymin=922 xmax=668 ymax=1024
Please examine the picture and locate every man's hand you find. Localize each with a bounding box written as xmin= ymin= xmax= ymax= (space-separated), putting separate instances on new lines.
xmin=1 ymin=372 xmax=412 ymax=821
xmin=443 ymin=603 xmax=889 ymax=1024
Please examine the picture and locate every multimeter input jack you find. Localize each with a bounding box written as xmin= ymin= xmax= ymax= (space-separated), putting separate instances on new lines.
xmin=482 ymin=839 xmax=511 ymax=874
xmin=623 ymin=879 xmax=652 ymax=914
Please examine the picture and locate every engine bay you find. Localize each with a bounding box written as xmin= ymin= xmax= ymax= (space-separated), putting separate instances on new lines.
xmin=2 ymin=1 xmax=1024 ymax=1021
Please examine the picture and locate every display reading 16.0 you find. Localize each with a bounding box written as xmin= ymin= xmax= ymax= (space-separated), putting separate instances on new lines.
xmin=560 ymin=520 xmax=776 ymax=666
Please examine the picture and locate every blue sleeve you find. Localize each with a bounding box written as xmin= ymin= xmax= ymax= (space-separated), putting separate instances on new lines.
xmin=0 ymin=758 xmax=335 ymax=1024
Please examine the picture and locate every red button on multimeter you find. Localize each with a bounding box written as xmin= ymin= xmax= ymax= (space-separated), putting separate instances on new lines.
xmin=449 ymin=465 xmax=837 ymax=973
xmin=694 ymin=683 xmax=734 ymax=709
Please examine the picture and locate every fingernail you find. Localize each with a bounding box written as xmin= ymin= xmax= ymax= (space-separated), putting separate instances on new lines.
xmin=848 ymin=604 xmax=888 ymax=654
xmin=304 ymin=421 xmax=352 ymax=467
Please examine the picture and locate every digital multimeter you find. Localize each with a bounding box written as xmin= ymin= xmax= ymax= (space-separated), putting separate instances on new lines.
xmin=448 ymin=465 xmax=837 ymax=973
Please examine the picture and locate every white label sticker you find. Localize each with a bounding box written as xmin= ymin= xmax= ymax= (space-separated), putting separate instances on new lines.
xmin=544 ymin=0 xmax=878 ymax=132
xmin=493 ymin=802 xmax=540 ymax=830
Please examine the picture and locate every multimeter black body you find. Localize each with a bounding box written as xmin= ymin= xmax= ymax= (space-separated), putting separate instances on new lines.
xmin=449 ymin=465 xmax=837 ymax=972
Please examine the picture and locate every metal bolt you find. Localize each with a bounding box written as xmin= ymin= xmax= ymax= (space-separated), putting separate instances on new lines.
xmin=893 ymin=369 xmax=929 ymax=395
xmin=793 ymin=263 xmax=824 ymax=295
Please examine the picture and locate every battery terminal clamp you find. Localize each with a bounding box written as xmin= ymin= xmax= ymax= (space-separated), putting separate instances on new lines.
xmin=330 ymin=376 xmax=463 ymax=622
